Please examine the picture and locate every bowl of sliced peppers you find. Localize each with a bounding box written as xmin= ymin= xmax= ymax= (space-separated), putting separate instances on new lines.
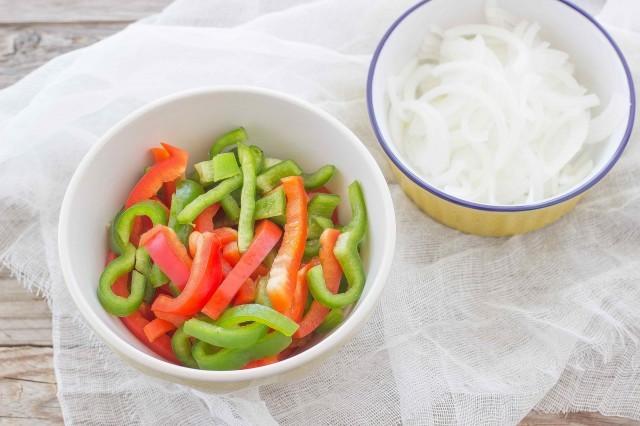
xmin=59 ymin=86 xmax=396 ymax=389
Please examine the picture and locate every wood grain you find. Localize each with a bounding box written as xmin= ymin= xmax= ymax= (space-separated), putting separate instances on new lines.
xmin=0 ymin=0 xmax=173 ymax=24
xmin=0 ymin=22 xmax=128 ymax=88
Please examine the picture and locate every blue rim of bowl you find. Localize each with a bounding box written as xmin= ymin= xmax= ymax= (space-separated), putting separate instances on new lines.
xmin=367 ymin=0 xmax=636 ymax=213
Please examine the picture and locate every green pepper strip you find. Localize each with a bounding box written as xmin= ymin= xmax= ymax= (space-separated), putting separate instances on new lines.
xmin=117 ymin=200 xmax=168 ymax=245
xmin=148 ymin=264 xmax=169 ymax=287
xmin=171 ymin=325 xmax=198 ymax=368
xmin=97 ymin=245 xmax=145 ymax=316
xmin=216 ymin=304 xmax=299 ymax=336
xmin=256 ymin=159 xmax=302 ymax=194
xmin=307 ymin=181 xmax=367 ymax=308
xmin=315 ymin=308 xmax=344 ymax=333
xmin=183 ymin=318 xmax=267 ymax=349
xmin=301 ymin=165 xmax=336 ymax=190
xmin=250 ymin=145 xmax=265 ymax=174
xmin=255 ymin=187 xmax=286 ymax=220
xmin=308 ymin=193 xmax=341 ymax=218
xmin=177 ymin=174 xmax=243 ymax=224
xmin=219 ymin=195 xmax=240 ymax=223
xmin=306 ymin=194 xmax=340 ymax=240
xmin=255 ymin=276 xmax=273 ymax=308
xmin=192 ymin=331 xmax=291 ymax=371
xmin=303 ymin=239 xmax=320 ymax=261
xmin=135 ymin=246 xmax=152 ymax=275
xmin=135 ymin=246 xmax=167 ymax=290
xmin=262 ymin=157 xmax=281 ymax=169
xmin=237 ymin=143 xmax=257 ymax=253
xmin=109 ymin=210 xmax=126 ymax=255
xmin=209 ymin=127 xmax=248 ymax=159
xmin=211 ymin=152 xmax=240 ymax=182
xmin=168 ymin=179 xmax=204 ymax=246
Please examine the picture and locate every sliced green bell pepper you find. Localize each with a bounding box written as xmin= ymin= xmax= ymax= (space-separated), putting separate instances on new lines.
xmin=237 ymin=143 xmax=257 ymax=253
xmin=192 ymin=331 xmax=291 ymax=371
xmin=171 ymin=325 xmax=198 ymax=368
xmin=301 ymin=165 xmax=335 ymax=190
xmin=97 ymin=245 xmax=145 ymax=317
xmin=254 ymin=187 xmax=286 ymax=220
xmin=216 ymin=304 xmax=299 ymax=336
xmin=168 ymin=179 xmax=204 ymax=245
xmin=307 ymin=181 xmax=367 ymax=308
xmin=117 ymin=200 xmax=168 ymax=245
xmin=256 ymin=159 xmax=302 ymax=194
xmin=177 ymin=174 xmax=243 ymax=224
xmin=209 ymin=127 xmax=248 ymax=159
xmin=183 ymin=318 xmax=267 ymax=348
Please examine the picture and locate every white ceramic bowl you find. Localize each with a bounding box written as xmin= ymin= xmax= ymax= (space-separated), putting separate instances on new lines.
xmin=368 ymin=0 xmax=635 ymax=236
xmin=59 ymin=86 xmax=396 ymax=390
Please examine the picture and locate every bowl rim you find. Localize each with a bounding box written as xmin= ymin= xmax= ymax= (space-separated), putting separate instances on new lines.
xmin=58 ymin=85 xmax=396 ymax=383
xmin=366 ymin=0 xmax=636 ymax=212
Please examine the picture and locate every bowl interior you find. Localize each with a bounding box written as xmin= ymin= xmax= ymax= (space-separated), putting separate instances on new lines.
xmin=369 ymin=0 xmax=633 ymax=209
xmin=60 ymin=87 xmax=394 ymax=382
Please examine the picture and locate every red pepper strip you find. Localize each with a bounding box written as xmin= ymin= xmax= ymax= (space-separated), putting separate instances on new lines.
xmin=222 ymin=241 xmax=241 ymax=265
xmin=188 ymin=231 xmax=201 ymax=257
xmin=154 ymin=310 xmax=192 ymax=328
xmin=267 ymin=176 xmax=308 ymax=313
xmin=152 ymin=232 xmax=222 ymax=316
xmin=122 ymin=311 xmax=179 ymax=363
xmin=151 ymin=146 xmax=170 ymax=162
xmin=242 ymin=355 xmax=278 ymax=369
xmin=201 ymin=220 xmax=283 ymax=320
xmin=294 ymin=228 xmax=342 ymax=338
xmin=143 ymin=318 xmax=176 ymax=343
xmin=221 ymin=258 xmax=233 ymax=278
xmin=126 ymin=143 xmax=188 ymax=209
xmin=222 ymin=241 xmax=269 ymax=280
xmin=285 ymin=258 xmax=320 ymax=323
xmin=140 ymin=225 xmax=192 ymax=290
xmin=233 ymin=278 xmax=258 ymax=306
xmin=194 ymin=203 xmax=220 ymax=233
xmin=213 ymin=227 xmax=238 ymax=245
xmin=106 ymin=251 xmax=178 ymax=363
xmin=150 ymin=147 xmax=179 ymax=207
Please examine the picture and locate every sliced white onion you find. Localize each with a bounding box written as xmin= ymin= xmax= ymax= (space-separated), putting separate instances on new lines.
xmin=386 ymin=2 xmax=628 ymax=205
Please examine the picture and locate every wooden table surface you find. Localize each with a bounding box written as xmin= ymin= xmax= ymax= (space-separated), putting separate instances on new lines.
xmin=0 ymin=1 xmax=638 ymax=424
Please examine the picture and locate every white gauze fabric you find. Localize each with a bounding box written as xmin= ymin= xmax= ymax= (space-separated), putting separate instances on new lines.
xmin=1 ymin=0 xmax=640 ymax=424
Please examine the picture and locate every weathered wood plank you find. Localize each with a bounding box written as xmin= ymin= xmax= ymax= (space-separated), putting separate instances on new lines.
xmin=0 ymin=278 xmax=52 ymax=347
xmin=0 ymin=346 xmax=63 ymax=425
xmin=521 ymin=411 xmax=640 ymax=426
xmin=0 ymin=0 xmax=173 ymax=24
xmin=0 ymin=22 xmax=128 ymax=89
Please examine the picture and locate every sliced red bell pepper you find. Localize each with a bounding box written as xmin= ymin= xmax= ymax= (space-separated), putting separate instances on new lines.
xmin=126 ymin=143 xmax=188 ymax=209
xmin=143 ymin=318 xmax=176 ymax=343
xmin=232 ymin=278 xmax=258 ymax=306
xmin=153 ymin=310 xmax=192 ymax=328
xmin=267 ymin=176 xmax=308 ymax=313
xmin=106 ymin=251 xmax=178 ymax=363
xmin=285 ymin=258 xmax=320 ymax=323
xmin=222 ymin=241 xmax=242 ymax=265
xmin=242 ymin=355 xmax=278 ymax=369
xmin=222 ymin=241 xmax=269 ymax=280
xmin=201 ymin=220 xmax=282 ymax=320
xmin=294 ymin=228 xmax=342 ymax=338
xmin=194 ymin=203 xmax=220 ymax=233
xmin=150 ymin=146 xmax=179 ymax=207
xmin=140 ymin=224 xmax=192 ymax=290
xmin=213 ymin=227 xmax=238 ymax=245
xmin=188 ymin=231 xmax=201 ymax=257
xmin=221 ymin=257 xmax=233 ymax=278
xmin=152 ymin=232 xmax=222 ymax=316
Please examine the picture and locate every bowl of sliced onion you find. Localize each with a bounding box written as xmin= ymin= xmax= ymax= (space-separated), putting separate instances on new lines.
xmin=367 ymin=0 xmax=635 ymax=236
